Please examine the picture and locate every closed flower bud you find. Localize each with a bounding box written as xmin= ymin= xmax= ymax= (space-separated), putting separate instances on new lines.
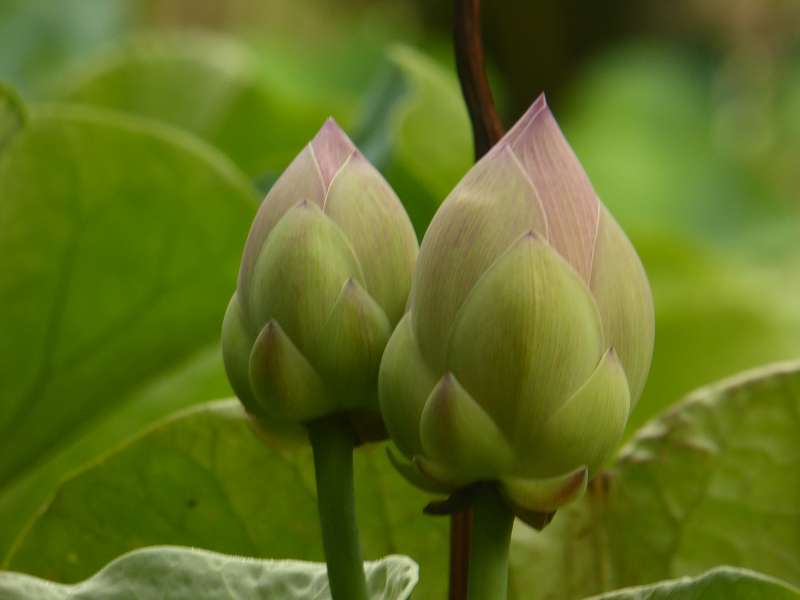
xmin=379 ymin=96 xmax=654 ymax=521
xmin=223 ymin=119 xmax=418 ymax=440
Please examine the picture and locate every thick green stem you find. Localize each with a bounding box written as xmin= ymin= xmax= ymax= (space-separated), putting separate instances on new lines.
xmin=467 ymin=484 xmax=515 ymax=600
xmin=308 ymin=417 xmax=369 ymax=600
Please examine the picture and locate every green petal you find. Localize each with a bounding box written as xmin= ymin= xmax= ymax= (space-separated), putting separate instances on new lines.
xmin=247 ymin=201 xmax=365 ymax=355
xmin=527 ymin=349 xmax=630 ymax=477
xmin=500 ymin=466 xmax=588 ymax=513
xmin=313 ymin=278 xmax=391 ymax=409
xmin=419 ymin=373 xmax=515 ymax=484
xmin=411 ymin=148 xmax=548 ymax=370
xmin=447 ymin=234 xmax=604 ymax=448
xmin=590 ymin=207 xmax=655 ymax=405
xmin=238 ymin=146 xmax=325 ymax=314
xmin=324 ymin=152 xmax=418 ymax=325
xmin=248 ymin=319 xmax=331 ymax=425
xmin=413 ymin=456 xmax=463 ymax=490
xmin=221 ymin=293 xmax=257 ymax=412
xmin=386 ymin=446 xmax=452 ymax=494
xmin=378 ymin=313 xmax=437 ymax=457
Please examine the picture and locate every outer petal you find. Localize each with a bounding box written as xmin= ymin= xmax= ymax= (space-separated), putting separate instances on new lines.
xmin=238 ymin=146 xmax=325 ymax=312
xmin=310 ymin=118 xmax=357 ymax=188
xmin=526 ymin=349 xmax=630 ymax=478
xmin=447 ymin=233 xmax=605 ymax=447
xmin=221 ymin=293 xmax=256 ymax=411
xmin=249 ymin=320 xmax=331 ymax=424
xmin=386 ymin=447 xmax=452 ymax=494
xmin=503 ymin=95 xmax=600 ymax=282
xmin=313 ymin=278 xmax=391 ymax=409
xmin=238 ymin=119 xmax=355 ymax=319
xmin=419 ymin=373 xmax=515 ymax=484
xmin=411 ymin=147 xmax=548 ymax=370
xmin=323 ymin=152 xmax=419 ymax=325
xmin=378 ymin=313 xmax=437 ymax=457
xmin=590 ymin=208 xmax=655 ymax=405
xmin=500 ymin=466 xmax=588 ymax=514
xmin=247 ymin=201 xmax=365 ymax=355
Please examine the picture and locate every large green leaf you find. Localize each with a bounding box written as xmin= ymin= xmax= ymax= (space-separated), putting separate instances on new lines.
xmin=587 ymin=567 xmax=799 ymax=599
xmin=628 ymin=234 xmax=800 ymax=436
xmin=509 ymin=360 xmax=800 ymax=599
xmin=6 ymin=401 xmax=449 ymax=599
xmin=0 ymin=546 xmax=419 ymax=600
xmin=56 ymin=37 xmax=471 ymax=234
xmin=0 ymin=95 xmax=258 ymax=555
xmin=57 ymin=34 xmax=334 ymax=178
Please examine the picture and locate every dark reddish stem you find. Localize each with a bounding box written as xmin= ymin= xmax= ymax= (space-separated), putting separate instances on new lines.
xmin=450 ymin=1 xmax=505 ymax=598
xmin=454 ymin=0 xmax=505 ymax=160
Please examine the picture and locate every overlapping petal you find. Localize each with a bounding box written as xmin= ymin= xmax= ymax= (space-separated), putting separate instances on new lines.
xmin=238 ymin=120 xmax=355 ymax=315
xmin=446 ymin=233 xmax=604 ymax=442
xmin=223 ymin=119 xmax=418 ymax=436
xmin=590 ymin=208 xmax=655 ymax=404
xmin=411 ymin=148 xmax=548 ymax=370
xmin=379 ymin=96 xmax=653 ymax=517
xmin=324 ymin=152 xmax=418 ymax=324
xmin=379 ymin=314 xmax=437 ymax=456
xmin=248 ymin=201 xmax=364 ymax=355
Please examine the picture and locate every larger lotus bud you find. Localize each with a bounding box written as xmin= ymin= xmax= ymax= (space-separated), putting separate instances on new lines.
xmin=379 ymin=96 xmax=654 ymax=522
xmin=223 ymin=119 xmax=418 ymax=440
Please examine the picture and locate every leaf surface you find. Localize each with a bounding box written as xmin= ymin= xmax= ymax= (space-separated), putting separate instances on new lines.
xmin=6 ymin=401 xmax=449 ymax=600
xmin=586 ymin=566 xmax=799 ymax=599
xmin=509 ymin=361 xmax=800 ymax=599
xmin=0 ymin=546 xmax=419 ymax=600
xmin=0 ymin=99 xmax=257 ymax=555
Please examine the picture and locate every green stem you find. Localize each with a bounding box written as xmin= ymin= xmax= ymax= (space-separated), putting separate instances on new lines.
xmin=308 ymin=417 xmax=370 ymax=600
xmin=467 ymin=484 xmax=515 ymax=600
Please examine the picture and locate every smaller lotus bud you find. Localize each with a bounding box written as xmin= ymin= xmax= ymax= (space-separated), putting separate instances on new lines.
xmin=223 ymin=119 xmax=418 ymax=440
xmin=379 ymin=95 xmax=654 ymax=524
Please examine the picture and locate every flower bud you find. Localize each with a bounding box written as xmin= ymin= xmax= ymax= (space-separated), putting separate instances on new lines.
xmin=379 ymin=96 xmax=654 ymax=521
xmin=223 ymin=119 xmax=418 ymax=440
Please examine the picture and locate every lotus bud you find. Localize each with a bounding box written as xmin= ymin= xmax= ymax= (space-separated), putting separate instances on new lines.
xmin=223 ymin=119 xmax=418 ymax=441
xmin=379 ymin=95 xmax=654 ymax=523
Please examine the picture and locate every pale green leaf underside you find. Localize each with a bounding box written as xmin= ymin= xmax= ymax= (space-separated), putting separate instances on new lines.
xmin=510 ymin=360 xmax=800 ymax=599
xmin=0 ymin=102 xmax=258 ymax=555
xmin=586 ymin=566 xmax=799 ymax=599
xmin=0 ymin=546 xmax=419 ymax=600
xmin=6 ymin=401 xmax=448 ymax=600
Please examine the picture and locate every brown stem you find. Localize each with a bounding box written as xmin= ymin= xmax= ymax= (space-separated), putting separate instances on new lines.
xmin=450 ymin=2 xmax=506 ymax=599
xmin=454 ymin=0 xmax=505 ymax=160
xmin=449 ymin=510 xmax=472 ymax=600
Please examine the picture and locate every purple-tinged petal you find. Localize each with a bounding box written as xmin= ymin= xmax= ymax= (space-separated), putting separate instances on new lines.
xmin=324 ymin=152 xmax=418 ymax=325
xmin=493 ymin=93 xmax=549 ymax=154
xmin=590 ymin=208 xmax=654 ymax=405
xmin=311 ymin=117 xmax=357 ymax=189
xmin=238 ymin=145 xmax=325 ymax=319
xmin=505 ymin=94 xmax=600 ymax=282
xmin=237 ymin=118 xmax=358 ymax=326
xmin=411 ymin=147 xmax=548 ymax=370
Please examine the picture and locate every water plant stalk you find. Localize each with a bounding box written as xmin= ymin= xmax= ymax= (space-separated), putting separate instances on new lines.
xmin=309 ymin=416 xmax=370 ymax=600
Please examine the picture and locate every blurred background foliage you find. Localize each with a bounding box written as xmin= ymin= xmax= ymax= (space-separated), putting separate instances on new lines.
xmin=7 ymin=0 xmax=793 ymax=434
xmin=0 ymin=0 xmax=799 ymax=594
